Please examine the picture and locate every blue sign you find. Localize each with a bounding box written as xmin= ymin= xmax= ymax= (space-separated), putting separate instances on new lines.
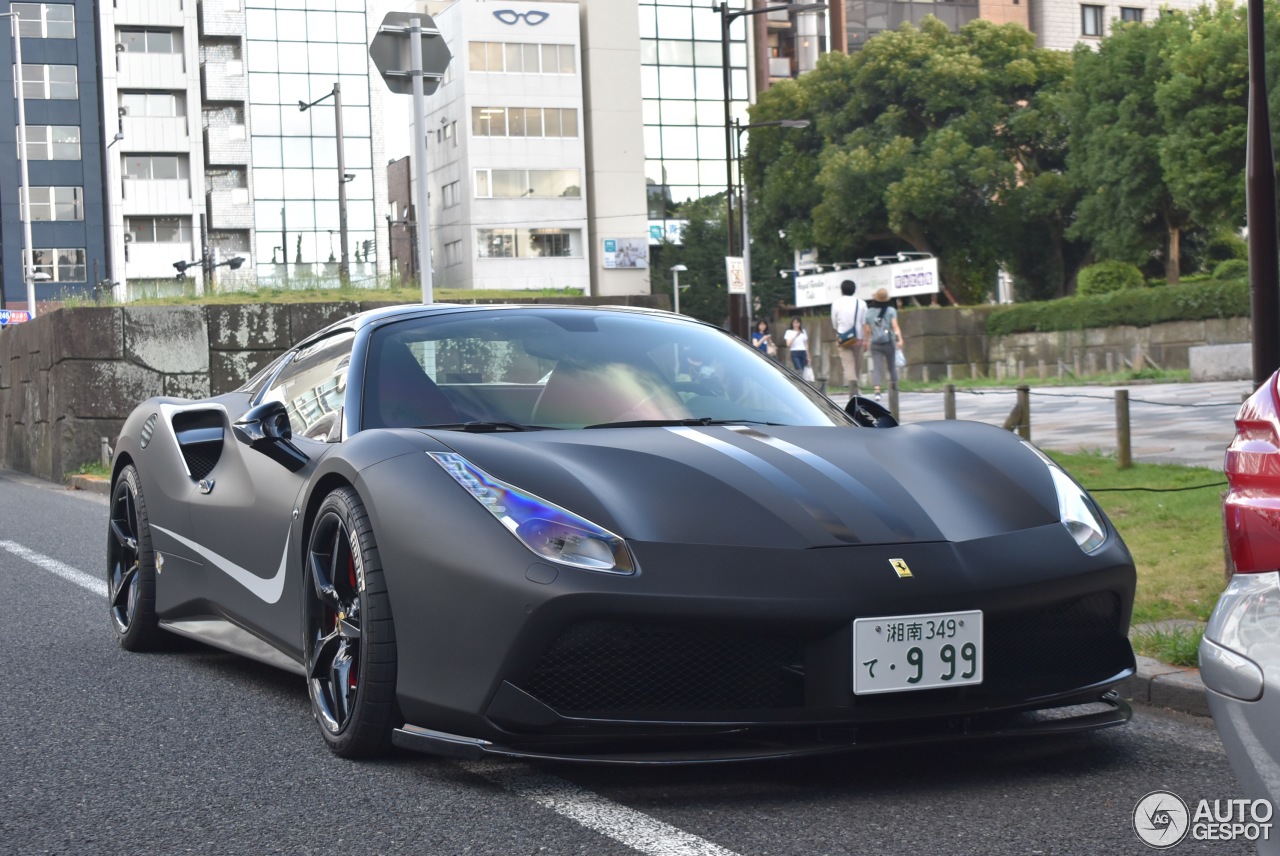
xmin=0 ymin=310 xmax=31 ymax=325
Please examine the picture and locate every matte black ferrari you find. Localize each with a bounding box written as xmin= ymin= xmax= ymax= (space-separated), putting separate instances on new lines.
xmin=108 ymin=303 xmax=1136 ymax=763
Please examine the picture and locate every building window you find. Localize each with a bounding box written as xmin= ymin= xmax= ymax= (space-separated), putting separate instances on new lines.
xmin=471 ymin=107 xmax=579 ymax=139
xmin=468 ymin=41 xmax=576 ymax=74
xmin=19 ymin=125 xmax=80 ymax=160
xmin=1119 ymin=6 xmax=1143 ymax=22
xmin=16 ymin=64 xmax=77 ymax=99
xmin=123 ymin=155 xmax=188 ymax=180
xmin=444 ymin=240 xmax=462 ymax=267
xmin=13 ymin=3 xmax=74 ymax=39
xmin=118 ymin=29 xmax=180 ymax=53
xmin=31 ymin=248 xmax=86 ymax=282
xmin=22 ymin=186 xmax=82 ymax=221
xmin=120 ymin=92 xmax=186 ymax=118
xmin=126 ymin=217 xmax=193 ymax=243
xmin=476 ymin=228 xmax=581 ymax=259
xmin=474 ymin=169 xmax=581 ymax=199
xmin=1081 ymin=5 xmax=1105 ymax=36
xmin=442 ymin=181 xmax=460 ymax=208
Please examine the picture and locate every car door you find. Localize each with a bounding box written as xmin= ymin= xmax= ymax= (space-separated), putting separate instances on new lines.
xmin=187 ymin=330 xmax=355 ymax=656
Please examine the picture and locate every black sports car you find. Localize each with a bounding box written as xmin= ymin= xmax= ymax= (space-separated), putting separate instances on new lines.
xmin=108 ymin=303 xmax=1136 ymax=763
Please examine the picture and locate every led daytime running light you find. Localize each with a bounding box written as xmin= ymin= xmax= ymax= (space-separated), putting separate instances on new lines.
xmin=429 ymin=452 xmax=635 ymax=574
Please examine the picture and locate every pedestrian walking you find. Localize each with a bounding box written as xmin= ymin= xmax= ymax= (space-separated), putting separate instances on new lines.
xmin=863 ymin=287 xmax=903 ymax=400
xmin=752 ymin=320 xmax=777 ymax=359
xmin=831 ymin=280 xmax=867 ymax=393
xmin=783 ymin=316 xmax=814 ymax=381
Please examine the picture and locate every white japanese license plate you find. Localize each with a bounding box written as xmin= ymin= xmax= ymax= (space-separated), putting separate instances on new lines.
xmin=852 ymin=610 xmax=984 ymax=695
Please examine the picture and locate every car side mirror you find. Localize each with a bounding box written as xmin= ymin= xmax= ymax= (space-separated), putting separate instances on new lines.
xmin=845 ymin=395 xmax=898 ymax=428
xmin=233 ymin=400 xmax=309 ymax=471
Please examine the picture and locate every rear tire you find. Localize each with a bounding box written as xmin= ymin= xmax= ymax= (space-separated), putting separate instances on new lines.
xmin=107 ymin=465 xmax=166 ymax=651
xmin=304 ymin=487 xmax=398 ymax=758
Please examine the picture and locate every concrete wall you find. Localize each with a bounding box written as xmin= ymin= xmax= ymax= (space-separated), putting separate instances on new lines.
xmin=787 ymin=306 xmax=1251 ymax=387
xmin=0 ymin=296 xmax=663 ymax=483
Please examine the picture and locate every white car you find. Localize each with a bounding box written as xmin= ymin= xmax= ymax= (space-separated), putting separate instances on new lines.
xmin=1202 ymin=370 xmax=1280 ymax=853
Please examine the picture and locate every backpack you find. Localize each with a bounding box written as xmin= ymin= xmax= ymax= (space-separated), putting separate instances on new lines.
xmin=871 ymin=307 xmax=892 ymax=345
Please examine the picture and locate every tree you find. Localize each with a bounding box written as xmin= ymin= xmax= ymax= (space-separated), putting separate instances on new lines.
xmin=656 ymin=195 xmax=733 ymax=327
xmin=748 ymin=18 xmax=1080 ymax=303
xmin=1065 ymin=12 xmax=1194 ymax=283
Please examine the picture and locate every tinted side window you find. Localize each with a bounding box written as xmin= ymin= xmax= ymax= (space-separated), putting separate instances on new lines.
xmin=261 ymin=331 xmax=355 ymax=441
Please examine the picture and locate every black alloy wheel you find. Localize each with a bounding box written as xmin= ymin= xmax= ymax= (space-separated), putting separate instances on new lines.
xmin=107 ymin=464 xmax=164 ymax=650
xmin=305 ymin=487 xmax=397 ymax=758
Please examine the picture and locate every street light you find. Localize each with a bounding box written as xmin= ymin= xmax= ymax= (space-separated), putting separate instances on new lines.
xmin=1 ymin=11 xmax=36 ymax=316
xmin=300 ymin=83 xmax=350 ymax=283
xmin=671 ymin=264 xmax=688 ymax=315
xmin=173 ymin=255 xmax=245 ymax=281
xmin=732 ymin=118 xmax=810 ymax=331
xmin=717 ymin=1 xmax=826 ymax=339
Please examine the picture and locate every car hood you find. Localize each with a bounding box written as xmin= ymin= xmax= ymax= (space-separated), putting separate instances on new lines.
xmin=429 ymin=421 xmax=1062 ymax=550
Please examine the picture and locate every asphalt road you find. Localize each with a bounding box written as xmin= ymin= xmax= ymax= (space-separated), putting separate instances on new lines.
xmin=0 ymin=469 xmax=1258 ymax=856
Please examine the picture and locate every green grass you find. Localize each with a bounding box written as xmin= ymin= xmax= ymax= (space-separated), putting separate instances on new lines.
xmin=57 ymin=278 xmax=585 ymax=307
xmin=1129 ymin=625 xmax=1205 ymax=667
xmin=70 ymin=461 xmax=111 ymax=479
xmin=1050 ymin=451 xmax=1228 ymax=626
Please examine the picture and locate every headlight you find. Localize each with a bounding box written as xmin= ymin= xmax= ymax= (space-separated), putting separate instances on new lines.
xmin=1022 ymin=442 xmax=1108 ymax=554
xmin=429 ymin=452 xmax=636 ymax=574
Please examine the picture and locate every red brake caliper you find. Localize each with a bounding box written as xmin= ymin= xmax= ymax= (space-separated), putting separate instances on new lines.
xmin=348 ymin=553 xmax=358 ymax=689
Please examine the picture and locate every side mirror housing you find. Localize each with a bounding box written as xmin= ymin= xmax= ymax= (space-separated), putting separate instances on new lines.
xmin=233 ymin=400 xmax=308 ymax=471
xmin=845 ymin=395 xmax=898 ymax=428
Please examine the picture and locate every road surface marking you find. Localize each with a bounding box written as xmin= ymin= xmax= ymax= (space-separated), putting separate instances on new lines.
xmin=3 ymin=539 xmax=743 ymax=856
xmin=0 ymin=540 xmax=107 ymax=598
xmin=461 ymin=761 xmax=744 ymax=856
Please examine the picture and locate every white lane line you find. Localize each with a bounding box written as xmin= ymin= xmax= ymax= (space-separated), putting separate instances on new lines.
xmin=460 ymin=761 xmax=743 ymax=856
xmin=1 ymin=540 xmax=741 ymax=856
xmin=0 ymin=540 xmax=107 ymax=598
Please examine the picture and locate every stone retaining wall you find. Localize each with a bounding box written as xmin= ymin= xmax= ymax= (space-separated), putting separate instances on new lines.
xmin=0 ymin=296 xmax=662 ymax=483
xmin=790 ymin=307 xmax=1250 ymax=386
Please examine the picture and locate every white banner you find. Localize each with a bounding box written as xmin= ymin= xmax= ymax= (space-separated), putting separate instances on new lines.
xmin=794 ymin=257 xmax=939 ymax=308
xmin=726 ymin=256 xmax=746 ymax=295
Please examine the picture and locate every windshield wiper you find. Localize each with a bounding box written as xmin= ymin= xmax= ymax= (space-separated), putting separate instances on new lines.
xmin=417 ymin=421 xmax=556 ymax=432
xmin=583 ymin=418 xmax=777 ymax=429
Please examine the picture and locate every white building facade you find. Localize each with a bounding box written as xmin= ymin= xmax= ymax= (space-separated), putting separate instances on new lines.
xmin=425 ymin=0 xmax=591 ymax=292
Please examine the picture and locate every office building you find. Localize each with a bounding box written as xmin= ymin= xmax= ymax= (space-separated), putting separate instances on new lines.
xmin=408 ymin=0 xmax=648 ymax=295
xmin=96 ymin=0 xmax=388 ymax=294
xmin=0 ymin=0 xmax=110 ymax=309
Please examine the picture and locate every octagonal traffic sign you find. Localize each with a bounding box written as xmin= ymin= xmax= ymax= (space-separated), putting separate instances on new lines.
xmin=369 ymin=11 xmax=452 ymax=96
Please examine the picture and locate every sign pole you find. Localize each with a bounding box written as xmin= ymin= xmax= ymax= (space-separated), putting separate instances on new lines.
xmin=410 ymin=17 xmax=432 ymax=305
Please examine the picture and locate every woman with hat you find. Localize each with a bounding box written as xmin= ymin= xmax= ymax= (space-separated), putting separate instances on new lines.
xmin=862 ymin=287 xmax=903 ymax=401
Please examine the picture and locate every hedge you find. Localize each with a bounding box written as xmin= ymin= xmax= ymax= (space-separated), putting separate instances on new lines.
xmin=985 ymin=278 xmax=1250 ymax=336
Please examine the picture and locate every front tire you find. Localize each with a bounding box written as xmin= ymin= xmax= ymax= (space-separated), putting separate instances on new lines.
xmin=107 ymin=464 xmax=165 ymax=650
xmin=305 ymin=487 xmax=398 ymax=758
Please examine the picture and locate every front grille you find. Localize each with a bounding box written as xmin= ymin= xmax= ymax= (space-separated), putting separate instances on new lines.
xmin=522 ymin=622 xmax=805 ymax=714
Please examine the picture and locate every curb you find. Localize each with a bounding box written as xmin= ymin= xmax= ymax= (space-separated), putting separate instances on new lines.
xmin=1118 ymin=655 xmax=1210 ymax=718
xmin=66 ymin=474 xmax=110 ymax=496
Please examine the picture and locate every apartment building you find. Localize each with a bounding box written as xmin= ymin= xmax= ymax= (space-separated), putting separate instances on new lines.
xmin=0 ymin=0 xmax=109 ymax=309
xmin=95 ymin=0 xmax=389 ymax=293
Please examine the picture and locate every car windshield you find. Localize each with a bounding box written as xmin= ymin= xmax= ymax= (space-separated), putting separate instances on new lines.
xmin=361 ymin=308 xmax=851 ymax=431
